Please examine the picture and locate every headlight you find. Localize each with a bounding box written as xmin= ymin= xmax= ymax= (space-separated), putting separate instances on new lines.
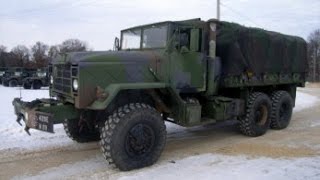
xmin=73 ymin=79 xmax=79 ymax=91
xmin=50 ymin=76 xmax=53 ymax=84
xmin=37 ymin=72 xmax=46 ymax=77
xmin=15 ymin=72 xmax=21 ymax=76
xmin=24 ymin=112 xmax=28 ymax=121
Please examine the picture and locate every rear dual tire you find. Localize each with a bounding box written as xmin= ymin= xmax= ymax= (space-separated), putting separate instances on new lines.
xmin=270 ymin=91 xmax=293 ymax=130
xmin=239 ymin=92 xmax=272 ymax=137
xmin=23 ymin=81 xmax=42 ymax=89
xmin=239 ymin=91 xmax=293 ymax=137
xmin=32 ymin=81 xmax=42 ymax=89
xmin=23 ymin=82 xmax=31 ymax=89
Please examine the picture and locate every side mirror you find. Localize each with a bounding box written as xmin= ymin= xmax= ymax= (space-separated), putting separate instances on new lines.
xmin=190 ymin=29 xmax=200 ymax=52
xmin=114 ymin=37 xmax=120 ymax=51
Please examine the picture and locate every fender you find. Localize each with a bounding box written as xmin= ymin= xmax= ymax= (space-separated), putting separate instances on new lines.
xmin=87 ymin=82 xmax=167 ymax=110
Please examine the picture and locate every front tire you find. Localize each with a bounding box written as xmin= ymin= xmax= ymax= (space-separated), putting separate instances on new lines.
xmin=23 ymin=82 xmax=32 ymax=89
xmin=3 ymin=81 xmax=9 ymax=87
xmin=32 ymin=81 xmax=41 ymax=89
xmin=239 ymin=92 xmax=272 ymax=137
xmin=9 ymin=80 xmax=18 ymax=87
xmin=63 ymin=118 xmax=100 ymax=143
xmin=100 ymin=103 xmax=166 ymax=171
xmin=270 ymin=91 xmax=293 ymax=129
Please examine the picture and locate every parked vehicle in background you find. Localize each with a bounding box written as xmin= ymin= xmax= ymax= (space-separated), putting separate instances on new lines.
xmin=2 ymin=67 xmax=23 ymax=86
xmin=0 ymin=67 xmax=8 ymax=84
xmin=22 ymin=68 xmax=49 ymax=89
xmin=2 ymin=67 xmax=36 ymax=87
xmin=12 ymin=18 xmax=307 ymax=171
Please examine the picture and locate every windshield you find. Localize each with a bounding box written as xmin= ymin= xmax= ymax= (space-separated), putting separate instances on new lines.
xmin=121 ymin=24 xmax=168 ymax=50
xmin=142 ymin=25 xmax=167 ymax=48
xmin=37 ymin=72 xmax=47 ymax=77
xmin=122 ymin=29 xmax=141 ymax=49
xmin=3 ymin=72 xmax=12 ymax=77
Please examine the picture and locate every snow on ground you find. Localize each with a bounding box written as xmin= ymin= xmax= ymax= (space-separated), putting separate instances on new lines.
xmin=0 ymin=86 xmax=319 ymax=179
xmin=14 ymin=156 xmax=107 ymax=180
xmin=115 ymin=154 xmax=320 ymax=180
xmin=294 ymin=90 xmax=319 ymax=111
xmin=14 ymin=154 xmax=320 ymax=180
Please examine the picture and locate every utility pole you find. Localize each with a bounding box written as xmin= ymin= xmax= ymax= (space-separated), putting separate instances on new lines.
xmin=312 ymin=47 xmax=318 ymax=82
xmin=314 ymin=53 xmax=316 ymax=82
xmin=217 ymin=0 xmax=220 ymax=20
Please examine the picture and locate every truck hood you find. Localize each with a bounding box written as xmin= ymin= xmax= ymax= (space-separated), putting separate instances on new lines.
xmin=52 ymin=51 xmax=159 ymax=64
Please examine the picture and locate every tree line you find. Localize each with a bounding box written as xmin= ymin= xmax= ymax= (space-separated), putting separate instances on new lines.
xmin=0 ymin=39 xmax=89 ymax=69
xmin=307 ymin=29 xmax=320 ymax=82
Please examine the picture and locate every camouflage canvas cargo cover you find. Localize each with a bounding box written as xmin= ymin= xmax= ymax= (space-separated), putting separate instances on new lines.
xmin=216 ymin=21 xmax=307 ymax=87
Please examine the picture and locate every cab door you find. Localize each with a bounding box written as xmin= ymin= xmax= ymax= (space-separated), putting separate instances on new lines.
xmin=169 ymin=26 xmax=206 ymax=93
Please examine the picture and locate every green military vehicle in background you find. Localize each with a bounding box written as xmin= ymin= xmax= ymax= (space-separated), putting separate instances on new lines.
xmin=22 ymin=68 xmax=49 ymax=89
xmin=2 ymin=67 xmax=24 ymax=87
xmin=2 ymin=67 xmax=37 ymax=87
xmin=0 ymin=67 xmax=8 ymax=84
xmin=13 ymin=18 xmax=307 ymax=171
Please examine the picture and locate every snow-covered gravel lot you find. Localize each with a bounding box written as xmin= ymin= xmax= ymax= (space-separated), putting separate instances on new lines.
xmin=0 ymin=86 xmax=319 ymax=180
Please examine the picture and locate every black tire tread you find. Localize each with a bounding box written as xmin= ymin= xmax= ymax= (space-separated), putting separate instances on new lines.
xmin=9 ymin=80 xmax=18 ymax=87
xmin=32 ymin=81 xmax=41 ymax=89
xmin=63 ymin=119 xmax=100 ymax=143
xmin=270 ymin=91 xmax=293 ymax=129
xmin=239 ymin=92 xmax=271 ymax=137
xmin=100 ymin=103 xmax=166 ymax=171
xmin=23 ymin=82 xmax=31 ymax=89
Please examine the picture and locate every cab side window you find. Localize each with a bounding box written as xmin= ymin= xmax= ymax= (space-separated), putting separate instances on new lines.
xmin=174 ymin=28 xmax=202 ymax=52
xmin=179 ymin=29 xmax=191 ymax=49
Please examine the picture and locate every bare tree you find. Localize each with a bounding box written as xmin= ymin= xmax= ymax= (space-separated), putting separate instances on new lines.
xmin=0 ymin=45 xmax=6 ymax=54
xmin=307 ymin=29 xmax=320 ymax=82
xmin=59 ymin=39 xmax=89 ymax=53
xmin=11 ymin=45 xmax=30 ymax=67
xmin=31 ymin=41 xmax=49 ymax=67
xmin=48 ymin=45 xmax=60 ymax=59
xmin=0 ymin=45 xmax=8 ymax=67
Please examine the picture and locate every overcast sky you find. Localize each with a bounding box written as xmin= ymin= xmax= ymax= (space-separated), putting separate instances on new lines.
xmin=0 ymin=0 xmax=319 ymax=51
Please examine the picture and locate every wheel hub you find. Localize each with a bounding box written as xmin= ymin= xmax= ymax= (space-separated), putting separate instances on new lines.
xmin=255 ymin=105 xmax=268 ymax=126
xmin=125 ymin=123 xmax=155 ymax=157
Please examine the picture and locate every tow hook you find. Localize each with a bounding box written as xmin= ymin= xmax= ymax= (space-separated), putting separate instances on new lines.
xmin=25 ymin=126 xmax=31 ymax=136
xmin=16 ymin=114 xmax=23 ymax=126
xmin=16 ymin=114 xmax=31 ymax=135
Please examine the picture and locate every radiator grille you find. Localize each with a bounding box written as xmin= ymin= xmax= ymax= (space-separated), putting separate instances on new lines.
xmin=53 ymin=64 xmax=72 ymax=95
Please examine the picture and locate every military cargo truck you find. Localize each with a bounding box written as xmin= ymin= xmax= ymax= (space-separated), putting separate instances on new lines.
xmin=2 ymin=67 xmax=37 ymax=87
xmin=2 ymin=67 xmax=24 ymax=86
xmin=22 ymin=68 xmax=49 ymax=89
xmin=12 ymin=18 xmax=307 ymax=171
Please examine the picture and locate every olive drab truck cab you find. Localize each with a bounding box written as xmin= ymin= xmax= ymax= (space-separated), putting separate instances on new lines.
xmin=12 ymin=18 xmax=307 ymax=171
xmin=22 ymin=68 xmax=50 ymax=89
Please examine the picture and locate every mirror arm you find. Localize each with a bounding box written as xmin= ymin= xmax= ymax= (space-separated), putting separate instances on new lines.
xmin=114 ymin=37 xmax=120 ymax=51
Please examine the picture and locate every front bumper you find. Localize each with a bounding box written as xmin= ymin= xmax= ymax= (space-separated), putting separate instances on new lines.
xmin=12 ymin=98 xmax=79 ymax=134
